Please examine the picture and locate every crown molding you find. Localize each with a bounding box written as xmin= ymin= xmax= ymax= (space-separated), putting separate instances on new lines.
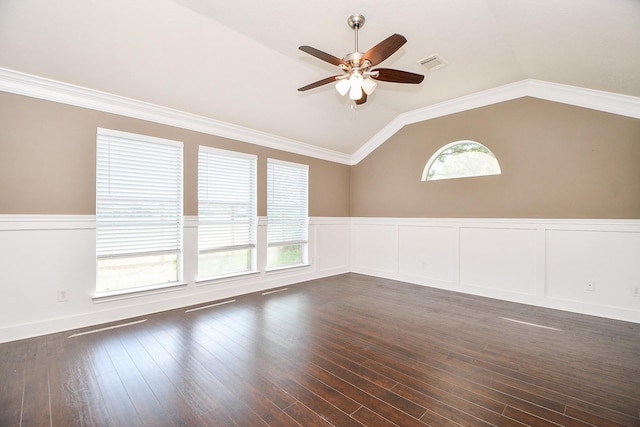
xmin=351 ymin=79 xmax=640 ymax=165
xmin=1 ymin=69 xmax=638 ymax=167
xmin=0 ymin=67 xmax=352 ymax=165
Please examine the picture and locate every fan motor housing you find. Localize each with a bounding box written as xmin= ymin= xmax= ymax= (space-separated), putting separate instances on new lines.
xmin=343 ymin=51 xmax=365 ymax=66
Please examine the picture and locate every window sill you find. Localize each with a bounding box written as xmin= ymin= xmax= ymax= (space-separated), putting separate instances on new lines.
xmin=93 ymin=282 xmax=187 ymax=303
xmin=265 ymin=263 xmax=311 ymax=274
xmin=196 ymin=270 xmax=260 ymax=287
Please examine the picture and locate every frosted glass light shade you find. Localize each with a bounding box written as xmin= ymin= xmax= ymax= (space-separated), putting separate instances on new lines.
xmin=335 ymin=79 xmax=350 ymax=96
xmin=349 ymin=85 xmax=363 ymax=100
xmin=362 ymin=78 xmax=377 ymax=95
xmin=348 ymin=72 xmax=363 ymax=100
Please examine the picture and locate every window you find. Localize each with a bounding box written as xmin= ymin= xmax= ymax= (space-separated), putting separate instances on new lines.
xmin=422 ymin=140 xmax=501 ymax=181
xmin=96 ymin=128 xmax=183 ymax=293
xmin=198 ymin=147 xmax=257 ymax=279
xmin=267 ymin=159 xmax=308 ymax=269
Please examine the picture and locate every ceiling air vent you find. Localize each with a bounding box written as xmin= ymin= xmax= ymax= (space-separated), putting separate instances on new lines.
xmin=418 ymin=54 xmax=447 ymax=71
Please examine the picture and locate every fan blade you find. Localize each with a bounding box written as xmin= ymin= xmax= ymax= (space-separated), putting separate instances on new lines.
xmin=299 ymin=46 xmax=346 ymax=67
xmin=298 ymin=75 xmax=341 ymax=92
xmin=371 ymin=68 xmax=424 ymax=84
xmin=362 ymin=34 xmax=407 ymax=66
xmin=355 ymin=92 xmax=367 ymax=105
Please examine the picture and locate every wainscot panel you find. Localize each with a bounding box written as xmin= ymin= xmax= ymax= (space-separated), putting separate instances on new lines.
xmin=351 ymin=223 xmax=398 ymax=275
xmin=460 ymin=226 xmax=537 ymax=295
xmin=0 ymin=215 xmax=350 ymax=343
xmin=398 ymin=225 xmax=457 ymax=284
xmin=351 ymin=217 xmax=640 ymax=323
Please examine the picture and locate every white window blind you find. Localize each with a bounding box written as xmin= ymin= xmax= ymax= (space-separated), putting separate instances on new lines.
xmin=198 ymin=147 xmax=257 ymax=255
xmin=267 ymin=159 xmax=308 ymax=248
xmin=96 ymin=128 xmax=183 ymax=260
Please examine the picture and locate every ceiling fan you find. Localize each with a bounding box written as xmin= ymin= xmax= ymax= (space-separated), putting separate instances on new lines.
xmin=298 ymin=14 xmax=424 ymax=105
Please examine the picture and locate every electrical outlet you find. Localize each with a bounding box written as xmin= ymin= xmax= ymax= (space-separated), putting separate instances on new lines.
xmin=632 ymin=286 xmax=640 ymax=297
xmin=57 ymin=288 xmax=68 ymax=302
xmin=585 ymin=281 xmax=595 ymax=291
xmin=421 ymin=262 xmax=428 ymax=269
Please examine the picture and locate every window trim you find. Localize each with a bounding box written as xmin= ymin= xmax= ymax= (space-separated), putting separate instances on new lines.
xmin=92 ymin=281 xmax=187 ymax=303
xmin=421 ymin=140 xmax=501 ymax=181
xmin=95 ymin=127 xmax=183 ymax=295
xmin=197 ymin=146 xmax=258 ymax=280
xmin=266 ymin=158 xmax=309 ymax=271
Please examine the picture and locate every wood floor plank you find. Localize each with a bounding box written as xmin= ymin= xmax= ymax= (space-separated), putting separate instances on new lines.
xmin=302 ymin=337 xmax=400 ymax=390
xmin=503 ymin=406 xmax=595 ymax=427
xmin=197 ymin=347 xmax=303 ymax=427
xmin=564 ymin=404 xmax=638 ymax=427
xmin=419 ymin=409 xmax=467 ymax=427
xmin=129 ymin=324 xmax=224 ymax=424
xmin=304 ymin=314 xmax=564 ymax=424
xmin=302 ymin=362 xmax=431 ymax=427
xmin=148 ymin=320 xmax=269 ymax=427
xmin=124 ymin=327 xmax=212 ymax=427
xmin=293 ymin=368 xmax=363 ymax=416
xmin=391 ymin=383 xmax=496 ymax=427
xmin=20 ymin=337 xmax=52 ymax=427
xmin=215 ymin=298 xmax=425 ymax=426
xmin=179 ymin=310 xmax=298 ymax=411
xmin=4 ymin=273 xmax=640 ymax=427
xmin=207 ymin=308 xmax=367 ymax=427
xmin=84 ymin=334 xmax=146 ymax=427
xmin=104 ymin=334 xmax=175 ymax=426
xmin=351 ymin=406 xmax=402 ymax=427
xmin=50 ymin=332 xmax=115 ymax=427
xmin=0 ymin=338 xmax=29 ymax=427
xmin=283 ymin=402 xmax=336 ymax=427
xmin=46 ymin=335 xmax=83 ymax=427
xmin=352 ymin=333 xmax=597 ymax=417
xmin=305 ymin=356 xmax=428 ymax=420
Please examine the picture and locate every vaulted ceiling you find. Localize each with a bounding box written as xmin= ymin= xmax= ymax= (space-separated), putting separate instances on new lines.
xmin=1 ymin=0 xmax=639 ymax=161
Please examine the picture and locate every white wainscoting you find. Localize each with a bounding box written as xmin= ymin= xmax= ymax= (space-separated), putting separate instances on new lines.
xmin=351 ymin=217 xmax=640 ymax=324
xmin=3 ymin=215 xmax=639 ymax=342
xmin=0 ymin=215 xmax=350 ymax=343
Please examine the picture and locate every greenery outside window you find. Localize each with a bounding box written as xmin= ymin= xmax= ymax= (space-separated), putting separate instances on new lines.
xmin=267 ymin=159 xmax=308 ymax=270
xmin=96 ymin=128 xmax=183 ymax=293
xmin=198 ymin=147 xmax=257 ymax=279
xmin=422 ymin=140 xmax=501 ymax=181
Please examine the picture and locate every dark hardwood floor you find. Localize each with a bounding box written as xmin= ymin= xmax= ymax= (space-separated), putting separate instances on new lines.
xmin=2 ymin=273 xmax=639 ymax=426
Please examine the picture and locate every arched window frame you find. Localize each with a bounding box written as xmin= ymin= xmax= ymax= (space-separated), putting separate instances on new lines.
xmin=421 ymin=140 xmax=501 ymax=181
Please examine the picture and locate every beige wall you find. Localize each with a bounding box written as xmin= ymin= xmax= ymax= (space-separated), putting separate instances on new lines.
xmin=2 ymin=93 xmax=639 ymax=219
xmin=0 ymin=92 xmax=350 ymax=216
xmin=351 ymin=97 xmax=640 ymax=218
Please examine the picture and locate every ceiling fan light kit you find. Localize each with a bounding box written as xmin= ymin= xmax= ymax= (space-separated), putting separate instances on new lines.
xmin=362 ymin=77 xmax=377 ymax=95
xmin=336 ymin=78 xmax=351 ymax=96
xmin=298 ymin=14 xmax=424 ymax=106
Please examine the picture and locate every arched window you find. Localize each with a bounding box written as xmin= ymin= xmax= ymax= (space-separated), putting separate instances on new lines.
xmin=421 ymin=140 xmax=501 ymax=181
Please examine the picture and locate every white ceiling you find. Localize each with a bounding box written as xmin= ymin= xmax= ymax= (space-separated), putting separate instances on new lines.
xmin=1 ymin=0 xmax=639 ymax=157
